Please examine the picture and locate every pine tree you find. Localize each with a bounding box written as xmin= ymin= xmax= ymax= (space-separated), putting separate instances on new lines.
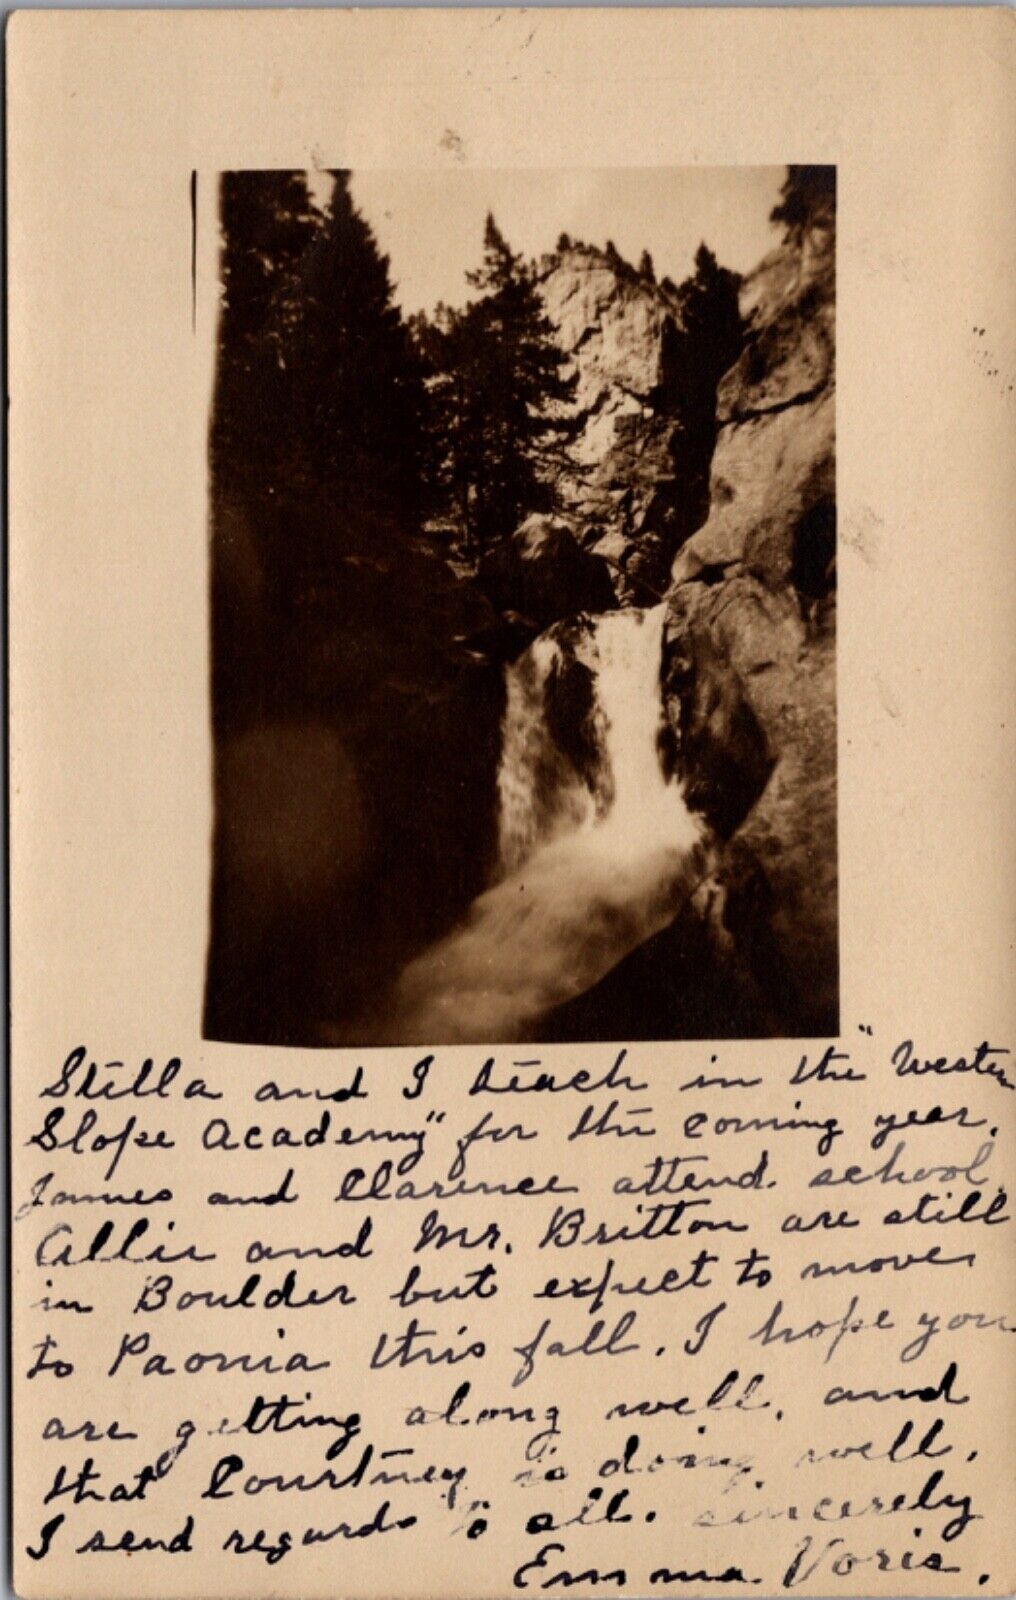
xmin=212 ymin=168 xmax=426 ymax=549
xmin=658 ymin=242 xmax=744 ymax=539
xmin=422 ymin=214 xmax=577 ymax=556
xmin=674 ymin=243 xmax=743 ymax=384
xmin=771 ymin=166 xmax=836 ymax=239
xmin=212 ymin=166 xmax=430 ymax=648
xmin=287 ymin=172 xmax=426 ymax=533
xmin=412 ymin=303 xmax=486 ymax=542
xmin=212 ymin=171 xmax=321 ymax=492
xmin=638 ymin=249 xmax=655 ymax=281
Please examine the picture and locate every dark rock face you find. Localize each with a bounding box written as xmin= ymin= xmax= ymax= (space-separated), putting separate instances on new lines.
xmin=661 ymin=619 xmax=774 ymax=844
xmin=478 ymin=513 xmax=618 ymax=631
xmin=539 ymin=617 xmax=604 ymax=798
xmin=662 ymin=221 xmax=838 ymax=1037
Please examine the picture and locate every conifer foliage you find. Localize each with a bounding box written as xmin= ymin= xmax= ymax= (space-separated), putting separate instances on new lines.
xmin=212 ymin=170 xmax=321 ymax=494
xmin=212 ymin=170 xmax=425 ymax=550
xmin=770 ymin=165 xmax=837 ymax=239
xmin=671 ymin=243 xmax=743 ymax=393
xmin=415 ymin=214 xmax=577 ymax=555
xmin=289 ymin=174 xmax=425 ymax=530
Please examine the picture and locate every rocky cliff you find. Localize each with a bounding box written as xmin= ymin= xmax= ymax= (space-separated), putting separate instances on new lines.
xmin=662 ymin=218 xmax=837 ymax=1036
xmin=522 ymin=217 xmax=837 ymax=1039
xmin=535 ymin=243 xmax=739 ymax=604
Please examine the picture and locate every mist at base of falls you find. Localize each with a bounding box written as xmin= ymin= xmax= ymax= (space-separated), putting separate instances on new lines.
xmin=386 ymin=604 xmax=709 ymax=1045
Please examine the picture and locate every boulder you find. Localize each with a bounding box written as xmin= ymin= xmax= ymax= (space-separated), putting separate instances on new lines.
xmin=479 ymin=513 xmax=618 ymax=629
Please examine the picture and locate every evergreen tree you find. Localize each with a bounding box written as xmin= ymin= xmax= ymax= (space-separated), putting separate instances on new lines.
xmin=412 ymin=302 xmax=486 ymax=540
xmin=287 ymin=172 xmax=426 ymax=532
xmin=660 ymin=242 xmax=744 ymax=535
xmin=420 ymin=214 xmax=577 ymax=555
xmin=771 ymin=165 xmax=836 ymax=239
xmin=670 ymin=243 xmax=743 ymax=394
xmin=212 ymin=171 xmax=321 ymax=491
xmin=213 ymin=170 xmax=425 ymax=548
xmin=638 ymin=249 xmax=656 ymax=281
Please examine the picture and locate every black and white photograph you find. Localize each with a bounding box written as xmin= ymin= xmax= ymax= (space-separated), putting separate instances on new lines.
xmin=204 ymin=165 xmax=838 ymax=1048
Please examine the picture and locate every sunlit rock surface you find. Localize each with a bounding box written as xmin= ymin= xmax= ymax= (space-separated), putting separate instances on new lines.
xmin=536 ymin=246 xmax=729 ymax=603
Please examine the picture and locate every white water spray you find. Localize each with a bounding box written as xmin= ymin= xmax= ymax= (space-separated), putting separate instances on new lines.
xmin=389 ymin=603 xmax=707 ymax=1043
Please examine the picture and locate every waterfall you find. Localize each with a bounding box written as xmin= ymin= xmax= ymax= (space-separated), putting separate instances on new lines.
xmin=387 ymin=604 xmax=708 ymax=1044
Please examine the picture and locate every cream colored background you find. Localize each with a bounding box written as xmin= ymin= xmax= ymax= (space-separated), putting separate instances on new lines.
xmin=7 ymin=9 xmax=1015 ymax=1598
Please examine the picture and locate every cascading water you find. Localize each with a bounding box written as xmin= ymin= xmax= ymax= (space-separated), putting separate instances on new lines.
xmin=388 ymin=603 xmax=708 ymax=1043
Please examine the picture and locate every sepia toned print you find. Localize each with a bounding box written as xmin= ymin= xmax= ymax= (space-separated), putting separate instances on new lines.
xmin=205 ymin=166 xmax=837 ymax=1048
xmin=7 ymin=11 xmax=1013 ymax=1599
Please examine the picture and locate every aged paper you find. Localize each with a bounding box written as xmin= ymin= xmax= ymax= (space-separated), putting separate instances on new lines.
xmin=6 ymin=9 xmax=1015 ymax=1598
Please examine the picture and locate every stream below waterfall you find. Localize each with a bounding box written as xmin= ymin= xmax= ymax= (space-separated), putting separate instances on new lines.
xmin=386 ymin=603 xmax=709 ymax=1044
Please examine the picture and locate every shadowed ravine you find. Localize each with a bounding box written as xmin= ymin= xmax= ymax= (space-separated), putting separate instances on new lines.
xmin=382 ymin=606 xmax=711 ymax=1043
